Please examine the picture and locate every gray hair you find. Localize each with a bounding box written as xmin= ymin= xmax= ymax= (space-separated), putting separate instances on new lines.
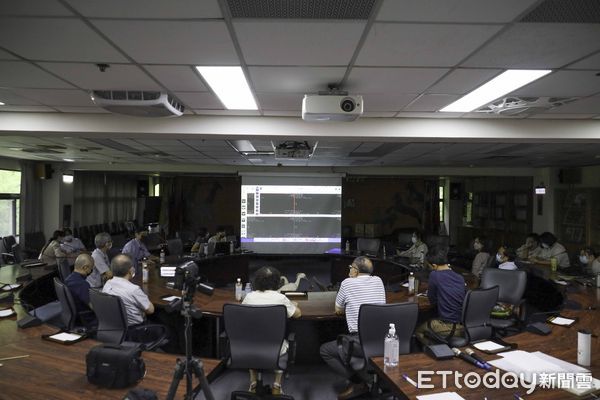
xmin=94 ymin=232 xmax=112 ymax=249
xmin=353 ymin=256 xmax=373 ymax=274
xmin=110 ymin=254 xmax=133 ymax=277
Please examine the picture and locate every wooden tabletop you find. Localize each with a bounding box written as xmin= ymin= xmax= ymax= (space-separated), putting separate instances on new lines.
xmin=372 ymin=309 xmax=600 ymax=400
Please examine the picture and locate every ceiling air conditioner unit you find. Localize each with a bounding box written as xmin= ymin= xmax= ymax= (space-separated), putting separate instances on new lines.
xmin=273 ymin=141 xmax=315 ymax=160
xmin=91 ymin=90 xmax=184 ymax=117
xmin=476 ymin=96 xmax=578 ymax=115
xmin=302 ymin=94 xmax=363 ymax=122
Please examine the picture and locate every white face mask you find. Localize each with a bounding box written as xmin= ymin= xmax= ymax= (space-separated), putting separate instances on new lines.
xmin=129 ymin=267 xmax=136 ymax=278
xmin=411 ymin=236 xmax=417 ymax=244
xmin=580 ymin=255 xmax=589 ymax=264
xmin=541 ymin=243 xmax=550 ymax=249
xmin=64 ymin=235 xmax=73 ymax=242
xmin=474 ymin=242 xmax=483 ymax=251
xmin=496 ymin=253 xmax=503 ymax=262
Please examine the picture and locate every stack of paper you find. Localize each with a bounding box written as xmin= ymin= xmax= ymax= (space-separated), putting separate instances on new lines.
xmin=0 ymin=308 xmax=15 ymax=317
xmin=1 ymin=284 xmax=21 ymax=291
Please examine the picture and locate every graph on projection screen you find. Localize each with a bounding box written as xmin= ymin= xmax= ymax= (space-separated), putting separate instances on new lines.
xmin=240 ymin=176 xmax=342 ymax=254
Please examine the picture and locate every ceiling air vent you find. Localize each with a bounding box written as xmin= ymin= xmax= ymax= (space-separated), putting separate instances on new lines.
xmin=91 ymin=90 xmax=184 ymax=117
xmin=476 ymin=96 xmax=579 ymax=115
xmin=520 ymin=0 xmax=600 ymax=23
xmin=227 ymin=0 xmax=377 ymax=19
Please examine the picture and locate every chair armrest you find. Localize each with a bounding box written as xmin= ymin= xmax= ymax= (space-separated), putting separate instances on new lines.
xmin=127 ymin=323 xmax=169 ymax=351
xmin=336 ymin=334 xmax=357 ymax=366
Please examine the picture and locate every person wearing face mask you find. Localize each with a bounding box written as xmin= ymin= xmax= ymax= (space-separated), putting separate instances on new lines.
xmin=59 ymin=228 xmax=86 ymax=256
xmin=87 ymin=232 xmax=114 ymax=288
xmin=397 ymin=230 xmax=428 ymax=263
xmin=579 ymin=247 xmax=600 ymax=275
xmin=39 ymin=230 xmax=66 ymax=266
xmin=531 ymin=232 xmax=570 ymax=269
xmin=64 ymin=253 xmax=98 ymax=329
xmin=516 ymin=233 xmax=541 ymax=260
xmin=102 ymin=254 xmax=154 ymax=326
xmin=471 ymin=236 xmax=490 ymax=278
xmin=497 ymin=246 xmax=518 ymax=270
xmin=122 ymin=227 xmax=158 ymax=267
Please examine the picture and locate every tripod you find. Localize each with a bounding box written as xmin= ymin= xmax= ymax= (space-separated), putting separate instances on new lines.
xmin=166 ymin=284 xmax=215 ymax=400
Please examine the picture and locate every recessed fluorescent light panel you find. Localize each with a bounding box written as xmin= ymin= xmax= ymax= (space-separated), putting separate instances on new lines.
xmin=195 ymin=66 xmax=258 ymax=110
xmin=62 ymin=174 xmax=74 ymax=184
xmin=0 ymin=101 xmax=5 ymax=105
xmin=440 ymin=69 xmax=552 ymax=113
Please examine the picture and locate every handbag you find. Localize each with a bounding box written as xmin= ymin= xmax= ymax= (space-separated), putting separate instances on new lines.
xmin=86 ymin=343 xmax=146 ymax=388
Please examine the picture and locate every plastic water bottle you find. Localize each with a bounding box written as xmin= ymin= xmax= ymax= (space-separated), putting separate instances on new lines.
xmin=345 ymin=240 xmax=350 ymax=253
xmin=235 ymin=278 xmax=243 ymax=301
xmin=243 ymin=282 xmax=252 ymax=300
xmin=408 ymin=272 xmax=415 ymax=295
xmin=230 ymin=241 xmax=234 ymax=254
xmin=142 ymin=260 xmax=149 ymax=283
xmin=382 ymin=245 xmax=387 ymax=259
xmin=159 ymin=247 xmax=165 ymax=264
xmin=384 ymin=323 xmax=399 ymax=367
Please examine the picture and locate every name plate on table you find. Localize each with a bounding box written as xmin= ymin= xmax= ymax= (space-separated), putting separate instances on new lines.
xmin=160 ymin=266 xmax=176 ymax=277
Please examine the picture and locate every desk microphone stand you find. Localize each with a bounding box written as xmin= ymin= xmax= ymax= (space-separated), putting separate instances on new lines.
xmin=166 ymin=284 xmax=215 ymax=400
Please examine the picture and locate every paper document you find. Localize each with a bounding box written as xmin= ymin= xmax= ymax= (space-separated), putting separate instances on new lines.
xmin=548 ymin=316 xmax=575 ymax=326
xmin=49 ymin=332 xmax=82 ymax=342
xmin=162 ymin=296 xmax=180 ymax=302
xmin=0 ymin=308 xmax=15 ymax=317
xmin=417 ymin=393 xmax=465 ymax=400
xmin=473 ymin=341 xmax=506 ymax=352
xmin=401 ymin=282 xmax=409 ymax=287
xmin=1 ymin=284 xmax=21 ymax=291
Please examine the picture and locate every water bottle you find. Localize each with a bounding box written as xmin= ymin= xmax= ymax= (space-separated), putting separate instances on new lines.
xmin=408 ymin=272 xmax=415 ymax=295
xmin=160 ymin=247 xmax=165 ymax=264
xmin=550 ymin=256 xmax=558 ymax=272
xmin=235 ymin=278 xmax=243 ymax=301
xmin=230 ymin=241 xmax=234 ymax=254
xmin=142 ymin=261 xmax=149 ymax=284
xmin=384 ymin=323 xmax=399 ymax=367
xmin=382 ymin=245 xmax=387 ymax=259
xmin=596 ymin=273 xmax=600 ymax=288
xmin=345 ymin=240 xmax=350 ymax=253
xmin=242 ymin=282 xmax=252 ymax=300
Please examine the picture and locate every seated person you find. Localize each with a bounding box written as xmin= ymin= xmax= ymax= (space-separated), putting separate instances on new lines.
xmin=64 ymin=254 xmax=97 ymax=329
xmin=39 ymin=230 xmax=66 ymax=266
xmin=516 ymin=233 xmax=541 ymax=260
xmin=320 ymin=256 xmax=386 ymax=400
xmin=531 ymin=232 xmax=570 ymax=269
xmin=190 ymin=228 xmax=210 ymax=253
xmin=122 ymin=228 xmax=158 ymax=267
xmin=397 ymin=230 xmax=428 ymax=264
xmin=102 ymin=254 xmax=154 ymax=326
xmin=241 ymin=266 xmax=302 ymax=395
xmin=471 ymin=236 xmax=491 ymax=278
xmin=208 ymin=231 xmax=226 ymax=244
xmin=579 ymin=247 xmax=600 ymax=275
xmin=416 ymin=247 xmax=466 ymax=345
xmin=87 ymin=232 xmax=113 ymax=288
xmin=60 ymin=228 xmax=86 ymax=261
xmin=497 ymin=246 xmax=518 ymax=270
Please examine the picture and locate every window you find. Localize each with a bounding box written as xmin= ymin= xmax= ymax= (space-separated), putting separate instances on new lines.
xmin=0 ymin=170 xmax=21 ymax=238
xmin=438 ymin=182 xmax=445 ymax=222
xmin=154 ymin=183 xmax=160 ymax=197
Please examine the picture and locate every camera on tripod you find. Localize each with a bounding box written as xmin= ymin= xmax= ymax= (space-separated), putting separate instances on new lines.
xmin=174 ymin=260 xmax=214 ymax=296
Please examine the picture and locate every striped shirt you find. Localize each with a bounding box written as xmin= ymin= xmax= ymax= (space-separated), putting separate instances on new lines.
xmin=336 ymin=275 xmax=386 ymax=333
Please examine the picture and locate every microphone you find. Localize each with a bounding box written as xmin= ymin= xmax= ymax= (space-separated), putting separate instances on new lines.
xmin=451 ymin=347 xmax=489 ymax=370
xmin=465 ymin=348 xmax=492 ymax=370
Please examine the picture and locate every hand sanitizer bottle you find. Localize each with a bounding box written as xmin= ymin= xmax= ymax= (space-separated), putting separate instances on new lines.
xmin=235 ymin=278 xmax=243 ymax=301
xmin=408 ymin=272 xmax=415 ymax=295
xmin=384 ymin=323 xmax=399 ymax=367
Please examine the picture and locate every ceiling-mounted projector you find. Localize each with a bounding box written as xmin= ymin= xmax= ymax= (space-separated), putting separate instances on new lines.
xmin=302 ymin=94 xmax=363 ymax=122
xmin=91 ymin=90 xmax=184 ymax=117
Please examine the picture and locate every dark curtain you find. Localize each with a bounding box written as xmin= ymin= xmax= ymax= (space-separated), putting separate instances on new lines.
xmin=19 ymin=160 xmax=44 ymax=248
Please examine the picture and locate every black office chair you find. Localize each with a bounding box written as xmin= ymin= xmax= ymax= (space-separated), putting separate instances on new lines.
xmin=57 ymin=258 xmax=73 ymax=282
xmin=89 ymin=289 xmax=168 ymax=351
xmin=53 ymin=277 xmax=78 ymax=331
xmin=480 ymin=269 xmax=527 ymax=332
xmin=340 ymin=303 xmax=419 ymax=396
xmin=426 ymin=286 xmax=499 ymax=347
xmin=356 ymin=238 xmax=381 ymax=256
xmin=167 ymin=238 xmax=183 ymax=257
xmin=224 ymin=304 xmax=295 ymax=400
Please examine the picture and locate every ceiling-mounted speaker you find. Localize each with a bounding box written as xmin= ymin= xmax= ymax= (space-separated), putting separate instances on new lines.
xmin=35 ymin=163 xmax=53 ymax=180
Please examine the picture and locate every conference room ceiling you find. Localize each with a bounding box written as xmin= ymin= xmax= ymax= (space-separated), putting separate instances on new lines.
xmin=0 ymin=0 xmax=599 ymax=170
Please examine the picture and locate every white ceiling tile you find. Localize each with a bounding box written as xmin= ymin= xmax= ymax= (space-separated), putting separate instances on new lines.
xmin=93 ymin=20 xmax=239 ymax=65
xmin=361 ymin=93 xmax=417 ymax=112
xmin=346 ymin=67 xmax=449 ymax=93
xmin=0 ymin=61 xmax=74 ymax=88
xmin=512 ymin=71 xmax=600 ymax=97
xmin=66 ymin=0 xmax=221 ymax=18
xmin=144 ymin=66 xmax=207 ymax=92
xmin=38 ymin=63 xmax=161 ymax=90
xmin=0 ymin=0 xmax=73 ymax=16
xmin=0 ymin=17 xmax=127 ymax=62
xmin=262 ymin=110 xmax=301 ymax=117
xmin=426 ymin=68 xmax=501 ymax=95
xmin=193 ymin=109 xmax=261 ymax=116
xmin=464 ymin=23 xmax=600 ymax=68
xmin=403 ymin=94 xmax=460 ymax=112
xmin=10 ymin=88 xmax=94 ymax=106
xmin=541 ymin=96 xmax=600 ymax=115
xmin=0 ymin=105 xmax=56 ymax=112
xmin=255 ymin=93 xmax=303 ymax=111
xmin=249 ymin=67 xmax=346 ymax=93
xmin=377 ymin=0 xmax=539 ymax=23
xmin=567 ymin=52 xmax=600 ymax=70
xmin=55 ymin=106 xmax=109 ymax=113
xmin=0 ymin=88 xmax=41 ymax=105
xmin=356 ymin=23 xmax=502 ymax=67
xmin=235 ymin=21 xmax=365 ymax=66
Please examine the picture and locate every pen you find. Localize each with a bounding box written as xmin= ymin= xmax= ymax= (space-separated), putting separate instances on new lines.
xmin=0 ymin=355 xmax=29 ymax=361
xmin=402 ymin=373 xmax=418 ymax=388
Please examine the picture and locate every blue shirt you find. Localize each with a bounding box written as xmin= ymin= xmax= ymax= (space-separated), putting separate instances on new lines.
xmin=65 ymin=271 xmax=91 ymax=314
xmin=122 ymin=238 xmax=151 ymax=265
xmin=428 ymin=269 xmax=466 ymax=324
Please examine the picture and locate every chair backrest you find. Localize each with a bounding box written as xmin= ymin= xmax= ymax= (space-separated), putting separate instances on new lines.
xmin=11 ymin=243 xmax=23 ymax=263
xmin=3 ymin=236 xmax=16 ymax=252
xmin=89 ymin=289 xmax=128 ymax=344
xmin=461 ymin=286 xmax=499 ymax=343
xmin=359 ymin=302 xmax=418 ymax=359
xmin=224 ymin=304 xmax=287 ymax=370
xmin=57 ymin=258 xmax=73 ymax=282
xmin=53 ymin=277 xmax=77 ymax=331
xmin=480 ymin=268 xmax=527 ymax=305
xmin=167 ymin=238 xmax=183 ymax=257
xmin=357 ymin=238 xmax=381 ymax=255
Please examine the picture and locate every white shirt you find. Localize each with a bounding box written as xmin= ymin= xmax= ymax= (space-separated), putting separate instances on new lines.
xmin=87 ymin=248 xmax=110 ymax=288
xmin=102 ymin=276 xmax=152 ymax=326
xmin=336 ymin=275 xmax=386 ymax=333
xmin=60 ymin=238 xmax=86 ymax=254
xmin=399 ymin=241 xmax=428 ymax=260
xmin=242 ymin=290 xmax=297 ymax=354
xmin=499 ymin=261 xmax=518 ymax=270
xmin=539 ymin=242 xmax=570 ymax=269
